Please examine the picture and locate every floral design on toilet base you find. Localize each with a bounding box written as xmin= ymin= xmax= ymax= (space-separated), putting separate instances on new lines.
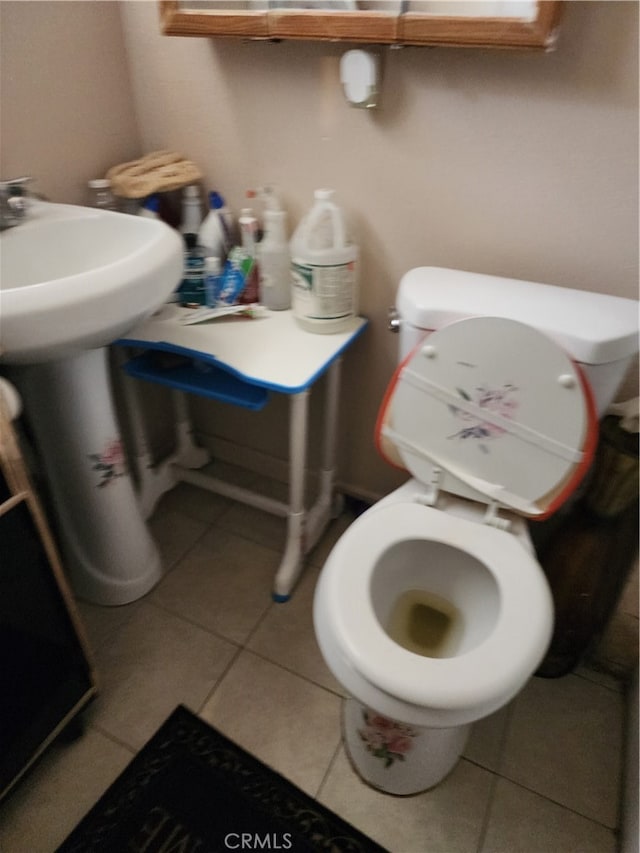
xmin=344 ymin=698 xmax=471 ymax=795
xmin=358 ymin=709 xmax=418 ymax=768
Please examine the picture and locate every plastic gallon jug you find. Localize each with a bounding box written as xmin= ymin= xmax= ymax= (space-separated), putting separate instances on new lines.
xmin=291 ymin=189 xmax=358 ymax=334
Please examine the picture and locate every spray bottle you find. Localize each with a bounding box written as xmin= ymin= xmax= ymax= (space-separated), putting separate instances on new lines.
xmin=256 ymin=188 xmax=291 ymax=311
xmin=198 ymin=191 xmax=233 ymax=260
xmin=139 ymin=194 xmax=160 ymax=219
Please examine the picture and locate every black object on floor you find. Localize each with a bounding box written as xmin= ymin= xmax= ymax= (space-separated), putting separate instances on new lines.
xmin=56 ymin=705 xmax=388 ymax=853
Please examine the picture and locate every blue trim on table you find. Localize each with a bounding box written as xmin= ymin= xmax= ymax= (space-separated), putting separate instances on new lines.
xmin=115 ymin=319 xmax=367 ymax=395
xmin=122 ymin=352 xmax=269 ymax=411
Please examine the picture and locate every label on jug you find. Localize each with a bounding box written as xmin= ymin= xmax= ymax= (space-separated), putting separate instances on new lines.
xmin=292 ymin=260 xmax=356 ymax=321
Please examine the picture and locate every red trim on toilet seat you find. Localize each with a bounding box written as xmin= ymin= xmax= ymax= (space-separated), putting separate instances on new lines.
xmin=374 ymin=334 xmax=430 ymax=472
xmin=531 ymin=361 xmax=598 ymax=521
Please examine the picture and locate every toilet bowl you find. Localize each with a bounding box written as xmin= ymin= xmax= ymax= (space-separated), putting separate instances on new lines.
xmin=314 ymin=487 xmax=554 ymax=792
xmin=313 ymin=268 xmax=639 ymax=795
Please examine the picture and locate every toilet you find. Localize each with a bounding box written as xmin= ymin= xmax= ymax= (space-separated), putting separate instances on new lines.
xmin=313 ymin=267 xmax=639 ymax=795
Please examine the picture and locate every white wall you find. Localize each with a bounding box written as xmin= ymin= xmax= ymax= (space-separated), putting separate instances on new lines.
xmin=0 ymin=1 xmax=141 ymax=204
xmin=119 ymin=0 xmax=638 ymax=498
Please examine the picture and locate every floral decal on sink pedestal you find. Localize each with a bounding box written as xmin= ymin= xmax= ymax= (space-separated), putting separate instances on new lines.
xmin=89 ymin=438 xmax=127 ymax=487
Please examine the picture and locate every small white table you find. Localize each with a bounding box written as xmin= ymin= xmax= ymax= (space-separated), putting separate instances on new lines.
xmin=116 ymin=305 xmax=367 ymax=600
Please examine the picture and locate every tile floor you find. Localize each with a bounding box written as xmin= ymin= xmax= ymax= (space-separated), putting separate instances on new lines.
xmin=0 ymin=466 xmax=630 ymax=853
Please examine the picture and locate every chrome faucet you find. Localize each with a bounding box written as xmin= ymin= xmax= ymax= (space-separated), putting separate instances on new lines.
xmin=0 ymin=177 xmax=33 ymax=230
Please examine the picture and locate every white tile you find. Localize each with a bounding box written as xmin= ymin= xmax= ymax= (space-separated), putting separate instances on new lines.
xmin=247 ymin=563 xmax=345 ymax=694
xmin=200 ymin=650 xmax=342 ymax=797
xmin=215 ymin=495 xmax=288 ymax=553
xmin=481 ymin=777 xmax=617 ymax=853
xmin=502 ymin=674 xmax=624 ymax=827
xmin=88 ymin=601 xmax=237 ymax=750
xmin=306 ymin=506 xmax=360 ymax=568
xmin=574 ymin=663 xmax=624 ymax=693
xmin=319 ymin=747 xmax=493 ymax=853
xmin=150 ymin=529 xmax=278 ymax=644
xmin=153 ymin=480 xmax=231 ymax=525
xmin=0 ymin=727 xmax=132 ymax=853
xmin=212 ymin=477 xmax=358 ymax=561
xmin=593 ymin=611 xmax=639 ymax=677
xmin=76 ymin=598 xmax=142 ymax=652
xmin=154 ymin=461 xmax=259 ymax=525
xmin=463 ymin=703 xmax=511 ymax=773
xmin=148 ymin=507 xmax=209 ymax=571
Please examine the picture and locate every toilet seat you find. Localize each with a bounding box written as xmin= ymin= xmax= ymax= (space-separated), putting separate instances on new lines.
xmin=376 ymin=316 xmax=597 ymax=519
xmin=324 ymin=499 xmax=553 ymax=712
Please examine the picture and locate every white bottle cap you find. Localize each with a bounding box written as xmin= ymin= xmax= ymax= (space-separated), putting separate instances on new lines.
xmin=314 ymin=189 xmax=334 ymax=201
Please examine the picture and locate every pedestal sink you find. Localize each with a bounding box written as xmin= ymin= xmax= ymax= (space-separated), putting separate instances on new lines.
xmin=0 ymin=201 xmax=183 ymax=605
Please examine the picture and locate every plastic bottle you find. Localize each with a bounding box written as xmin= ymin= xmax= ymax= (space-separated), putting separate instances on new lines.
xmin=198 ymin=191 xmax=230 ymax=260
xmin=245 ymin=190 xmax=262 ymax=239
xmin=290 ymin=189 xmax=358 ymax=334
xmin=178 ymin=234 xmax=206 ymax=307
xmin=139 ymin=194 xmax=160 ymax=219
xmin=180 ymin=185 xmax=203 ymax=236
xmin=204 ymin=256 xmax=223 ymax=307
xmin=239 ymin=207 xmax=259 ymax=258
xmin=257 ymin=207 xmax=291 ymax=311
xmin=237 ymin=206 xmax=260 ymax=304
xmin=213 ymin=191 xmax=235 ymax=247
xmin=87 ymin=178 xmax=116 ymax=211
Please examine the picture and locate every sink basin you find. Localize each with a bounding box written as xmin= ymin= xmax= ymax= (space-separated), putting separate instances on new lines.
xmin=0 ymin=201 xmax=183 ymax=364
xmin=1 ymin=201 xmax=185 ymax=606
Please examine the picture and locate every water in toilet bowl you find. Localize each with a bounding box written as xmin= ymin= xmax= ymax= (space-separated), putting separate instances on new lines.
xmin=386 ymin=589 xmax=463 ymax=659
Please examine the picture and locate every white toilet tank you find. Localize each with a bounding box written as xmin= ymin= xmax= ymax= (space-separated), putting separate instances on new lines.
xmin=396 ymin=267 xmax=639 ymax=416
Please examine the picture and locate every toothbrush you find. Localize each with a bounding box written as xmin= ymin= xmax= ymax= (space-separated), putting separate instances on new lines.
xmin=179 ymin=304 xmax=264 ymax=325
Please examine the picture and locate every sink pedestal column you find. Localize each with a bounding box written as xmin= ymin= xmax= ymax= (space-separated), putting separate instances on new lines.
xmin=12 ymin=347 xmax=163 ymax=606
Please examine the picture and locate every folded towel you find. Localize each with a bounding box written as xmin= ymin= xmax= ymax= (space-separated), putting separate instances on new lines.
xmin=107 ymin=150 xmax=203 ymax=198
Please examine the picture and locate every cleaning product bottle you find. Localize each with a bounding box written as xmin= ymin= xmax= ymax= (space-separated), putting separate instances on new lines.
xmin=290 ymin=189 xmax=358 ymax=334
xmin=139 ymin=194 xmax=160 ymax=219
xmin=198 ymin=191 xmax=232 ymax=260
xmin=257 ymin=192 xmax=291 ymax=311
xmin=214 ymin=191 xmax=236 ymax=246
xmin=178 ymin=234 xmax=206 ymax=307
xmin=180 ymin=185 xmax=203 ymax=236
xmin=238 ymin=206 xmax=260 ymax=304
xmin=204 ymin=256 xmax=223 ymax=307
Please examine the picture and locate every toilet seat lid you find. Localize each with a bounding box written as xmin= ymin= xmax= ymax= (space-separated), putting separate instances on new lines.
xmin=376 ymin=316 xmax=597 ymax=518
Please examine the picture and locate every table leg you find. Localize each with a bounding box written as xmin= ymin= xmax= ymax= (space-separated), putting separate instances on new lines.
xmin=273 ymin=388 xmax=310 ymax=602
xmin=305 ymin=356 xmax=342 ymax=550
